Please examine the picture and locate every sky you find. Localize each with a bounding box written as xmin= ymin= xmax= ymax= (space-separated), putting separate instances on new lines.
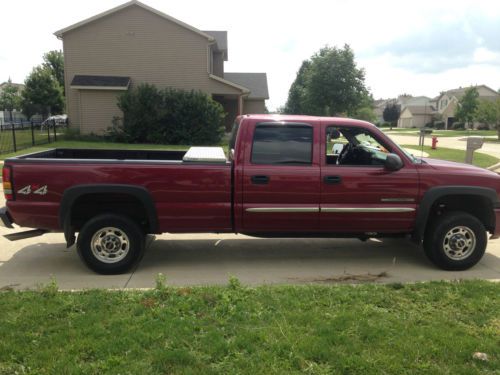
xmin=1 ymin=0 xmax=500 ymax=111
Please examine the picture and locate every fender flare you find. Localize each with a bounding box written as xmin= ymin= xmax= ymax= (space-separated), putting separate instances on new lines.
xmin=59 ymin=184 xmax=159 ymax=246
xmin=412 ymin=185 xmax=498 ymax=243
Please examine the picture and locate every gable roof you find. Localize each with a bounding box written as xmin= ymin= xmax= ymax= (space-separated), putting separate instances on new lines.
xmin=405 ymin=105 xmax=436 ymax=115
xmin=54 ymin=0 xmax=215 ymax=42
xmin=224 ymin=73 xmax=269 ymax=99
xmin=440 ymin=85 xmax=499 ymax=100
xmin=70 ymin=75 xmax=131 ymax=90
xmin=203 ymin=31 xmax=228 ymax=60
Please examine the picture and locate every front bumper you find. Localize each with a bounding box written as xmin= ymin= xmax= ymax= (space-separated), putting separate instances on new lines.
xmin=0 ymin=207 xmax=14 ymax=228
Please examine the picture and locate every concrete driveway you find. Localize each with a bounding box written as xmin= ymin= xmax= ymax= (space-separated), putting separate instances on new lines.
xmin=1 ymin=228 xmax=499 ymax=290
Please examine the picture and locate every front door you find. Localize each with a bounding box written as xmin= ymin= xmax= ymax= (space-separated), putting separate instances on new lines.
xmin=320 ymin=124 xmax=419 ymax=234
xmin=241 ymin=121 xmax=320 ymax=232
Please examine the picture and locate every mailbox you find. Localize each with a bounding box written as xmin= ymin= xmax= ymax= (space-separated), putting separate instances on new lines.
xmin=418 ymin=128 xmax=433 ymax=146
xmin=465 ymin=136 xmax=484 ymax=164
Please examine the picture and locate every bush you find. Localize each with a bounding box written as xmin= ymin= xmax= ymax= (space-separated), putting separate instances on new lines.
xmin=379 ymin=122 xmax=391 ymax=128
xmin=425 ymin=122 xmax=434 ymax=129
xmin=451 ymin=122 xmax=465 ymax=130
xmin=434 ymin=121 xmax=445 ymax=130
xmin=476 ymin=123 xmax=490 ymax=130
xmin=110 ymin=84 xmax=225 ymax=145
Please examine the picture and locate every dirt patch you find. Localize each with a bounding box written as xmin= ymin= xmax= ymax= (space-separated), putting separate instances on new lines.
xmin=288 ymin=271 xmax=388 ymax=284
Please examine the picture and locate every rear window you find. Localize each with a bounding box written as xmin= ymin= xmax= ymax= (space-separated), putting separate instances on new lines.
xmin=251 ymin=124 xmax=313 ymax=165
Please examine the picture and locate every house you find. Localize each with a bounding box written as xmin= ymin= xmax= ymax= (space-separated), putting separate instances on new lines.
xmin=54 ymin=0 xmax=269 ymax=134
xmin=374 ymin=95 xmax=432 ymax=125
xmin=397 ymin=105 xmax=435 ymax=128
xmin=436 ymin=85 xmax=499 ymax=129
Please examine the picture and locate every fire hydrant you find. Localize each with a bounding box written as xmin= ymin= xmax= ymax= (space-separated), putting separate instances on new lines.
xmin=431 ymin=136 xmax=438 ymax=150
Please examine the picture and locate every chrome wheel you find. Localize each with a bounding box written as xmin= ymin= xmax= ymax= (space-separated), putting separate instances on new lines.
xmin=443 ymin=226 xmax=476 ymax=260
xmin=91 ymin=227 xmax=130 ymax=264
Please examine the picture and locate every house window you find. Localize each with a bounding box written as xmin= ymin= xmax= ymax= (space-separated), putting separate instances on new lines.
xmin=251 ymin=124 xmax=313 ymax=165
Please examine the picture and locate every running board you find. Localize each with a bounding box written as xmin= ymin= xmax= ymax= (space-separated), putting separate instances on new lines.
xmin=4 ymin=229 xmax=49 ymax=241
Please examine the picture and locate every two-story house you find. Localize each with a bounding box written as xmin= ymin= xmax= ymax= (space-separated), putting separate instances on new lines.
xmin=436 ymin=85 xmax=499 ymax=129
xmin=54 ymin=0 xmax=269 ymax=134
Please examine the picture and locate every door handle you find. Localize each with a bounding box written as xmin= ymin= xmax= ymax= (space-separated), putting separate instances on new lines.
xmin=324 ymin=175 xmax=342 ymax=184
xmin=251 ymin=175 xmax=269 ymax=184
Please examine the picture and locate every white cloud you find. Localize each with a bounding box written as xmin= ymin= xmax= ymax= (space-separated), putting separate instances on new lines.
xmin=1 ymin=0 xmax=500 ymax=111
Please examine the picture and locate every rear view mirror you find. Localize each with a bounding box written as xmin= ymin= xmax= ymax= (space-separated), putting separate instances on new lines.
xmin=384 ymin=153 xmax=403 ymax=171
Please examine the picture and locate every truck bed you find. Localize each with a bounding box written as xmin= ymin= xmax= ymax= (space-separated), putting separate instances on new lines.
xmin=14 ymin=148 xmax=188 ymax=162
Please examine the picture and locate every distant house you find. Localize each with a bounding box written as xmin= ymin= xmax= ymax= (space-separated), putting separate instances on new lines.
xmin=54 ymin=0 xmax=269 ymax=134
xmin=436 ymin=85 xmax=499 ymax=129
xmin=375 ymin=95 xmax=432 ymax=125
xmin=397 ymin=105 xmax=435 ymax=128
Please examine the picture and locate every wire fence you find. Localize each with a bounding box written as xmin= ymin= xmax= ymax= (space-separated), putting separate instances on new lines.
xmin=0 ymin=120 xmax=67 ymax=155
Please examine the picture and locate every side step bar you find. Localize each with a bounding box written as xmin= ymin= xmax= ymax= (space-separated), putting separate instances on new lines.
xmin=4 ymin=229 xmax=49 ymax=241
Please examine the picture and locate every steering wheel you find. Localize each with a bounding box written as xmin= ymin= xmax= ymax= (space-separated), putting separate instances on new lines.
xmin=337 ymin=143 xmax=352 ymax=165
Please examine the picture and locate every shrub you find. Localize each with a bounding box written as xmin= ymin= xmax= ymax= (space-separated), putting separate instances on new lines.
xmin=434 ymin=121 xmax=445 ymax=130
xmin=110 ymin=84 xmax=225 ymax=145
xmin=452 ymin=122 xmax=465 ymax=130
xmin=476 ymin=123 xmax=490 ymax=130
xmin=425 ymin=122 xmax=434 ymax=129
xmin=379 ymin=122 xmax=391 ymax=128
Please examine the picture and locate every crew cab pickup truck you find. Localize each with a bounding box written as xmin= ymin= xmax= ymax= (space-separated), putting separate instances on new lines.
xmin=2 ymin=115 xmax=500 ymax=274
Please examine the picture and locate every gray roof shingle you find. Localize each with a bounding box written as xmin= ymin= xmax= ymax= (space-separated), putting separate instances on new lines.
xmin=71 ymin=75 xmax=130 ymax=88
xmin=224 ymin=73 xmax=269 ymax=99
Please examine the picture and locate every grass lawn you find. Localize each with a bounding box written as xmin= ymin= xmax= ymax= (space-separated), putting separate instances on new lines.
xmin=0 ymin=280 xmax=498 ymax=374
xmin=401 ymin=144 xmax=499 ymax=168
xmin=384 ymin=129 xmax=497 ymax=138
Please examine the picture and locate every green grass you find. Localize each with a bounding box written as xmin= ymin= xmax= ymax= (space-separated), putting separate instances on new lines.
xmin=384 ymin=129 xmax=497 ymax=138
xmin=0 ymin=127 xmax=62 ymax=156
xmin=0 ymin=280 xmax=498 ymax=374
xmin=401 ymin=144 xmax=499 ymax=168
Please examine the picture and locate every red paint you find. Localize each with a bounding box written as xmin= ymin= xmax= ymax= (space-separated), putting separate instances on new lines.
xmin=432 ymin=136 xmax=438 ymax=150
xmin=4 ymin=115 xmax=500 ymax=237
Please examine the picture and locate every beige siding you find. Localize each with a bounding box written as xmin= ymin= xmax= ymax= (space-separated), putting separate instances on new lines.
xmin=80 ymin=90 xmax=122 ymax=134
xmin=243 ymin=100 xmax=266 ymax=114
xmin=397 ymin=108 xmax=412 ymax=128
xmin=209 ymin=79 xmax=243 ymax=95
xmin=63 ymin=4 xmax=213 ymax=132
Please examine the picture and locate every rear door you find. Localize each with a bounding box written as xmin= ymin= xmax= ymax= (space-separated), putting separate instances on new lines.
xmin=241 ymin=121 xmax=320 ymax=232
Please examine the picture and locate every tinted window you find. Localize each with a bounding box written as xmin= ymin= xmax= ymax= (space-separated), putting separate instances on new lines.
xmin=251 ymin=124 xmax=313 ymax=164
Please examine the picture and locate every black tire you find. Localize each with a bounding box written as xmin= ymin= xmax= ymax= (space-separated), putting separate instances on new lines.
xmin=423 ymin=211 xmax=487 ymax=270
xmin=77 ymin=214 xmax=145 ymax=274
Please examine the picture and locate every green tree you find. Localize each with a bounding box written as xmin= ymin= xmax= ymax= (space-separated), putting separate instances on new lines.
xmin=284 ymin=60 xmax=311 ymax=114
xmin=352 ymin=93 xmax=376 ymax=122
xmin=383 ymin=103 xmax=400 ymax=130
xmin=476 ymin=99 xmax=500 ymax=139
xmin=455 ymin=87 xmax=479 ymax=129
xmin=43 ymin=50 xmax=65 ymax=93
xmin=21 ymin=66 xmax=64 ymax=118
xmin=284 ymin=45 xmax=369 ymax=116
xmin=0 ymin=78 xmax=21 ymax=121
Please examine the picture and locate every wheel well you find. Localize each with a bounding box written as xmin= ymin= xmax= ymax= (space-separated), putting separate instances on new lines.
xmin=427 ymin=194 xmax=494 ymax=233
xmin=70 ymin=193 xmax=150 ymax=232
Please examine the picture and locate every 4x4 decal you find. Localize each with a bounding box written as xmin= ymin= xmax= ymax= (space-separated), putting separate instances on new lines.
xmin=17 ymin=185 xmax=48 ymax=195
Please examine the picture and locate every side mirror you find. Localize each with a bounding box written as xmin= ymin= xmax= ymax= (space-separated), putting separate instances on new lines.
xmin=384 ymin=153 xmax=403 ymax=171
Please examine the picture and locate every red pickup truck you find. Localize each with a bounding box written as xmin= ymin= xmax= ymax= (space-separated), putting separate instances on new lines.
xmin=2 ymin=115 xmax=500 ymax=274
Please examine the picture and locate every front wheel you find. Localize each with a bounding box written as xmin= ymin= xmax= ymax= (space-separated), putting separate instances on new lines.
xmin=423 ymin=211 xmax=487 ymax=270
xmin=77 ymin=214 xmax=145 ymax=274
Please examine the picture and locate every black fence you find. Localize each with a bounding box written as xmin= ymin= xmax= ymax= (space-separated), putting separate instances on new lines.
xmin=0 ymin=120 xmax=67 ymax=155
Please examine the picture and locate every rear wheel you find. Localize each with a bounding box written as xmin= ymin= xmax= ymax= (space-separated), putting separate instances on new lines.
xmin=423 ymin=211 xmax=486 ymax=270
xmin=77 ymin=214 xmax=145 ymax=274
